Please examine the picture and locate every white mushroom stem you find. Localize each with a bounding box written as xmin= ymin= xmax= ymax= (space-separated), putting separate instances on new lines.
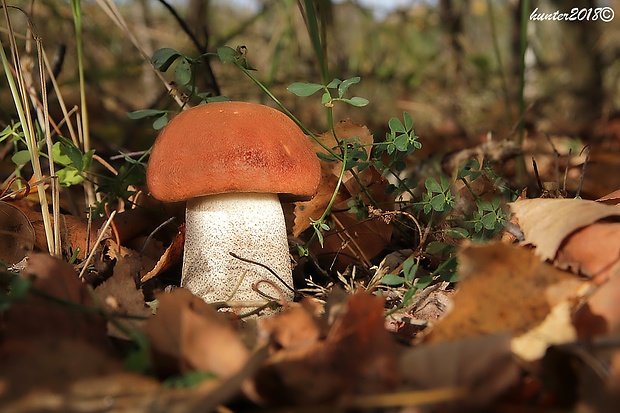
xmin=182 ymin=192 xmax=294 ymax=305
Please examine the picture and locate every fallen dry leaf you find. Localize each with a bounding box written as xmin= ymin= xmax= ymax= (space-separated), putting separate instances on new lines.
xmin=94 ymin=244 xmax=152 ymax=339
xmin=573 ymin=269 xmax=620 ymax=337
xmin=426 ymin=243 xmax=588 ymax=361
xmin=3 ymin=253 xmax=107 ymax=344
xmin=247 ymin=292 xmax=400 ymax=406
xmin=555 ymin=222 xmax=620 ymax=283
xmin=293 ymin=119 xmax=374 ymax=238
xmin=292 ymin=121 xmax=393 ymax=269
xmin=141 ymin=224 xmax=185 ymax=283
xmin=400 ymin=334 xmax=519 ymax=407
xmin=142 ymin=288 xmax=250 ymax=378
xmin=597 ymin=188 xmax=620 ymax=206
xmin=509 ymin=198 xmax=620 ymax=262
xmin=0 ymin=201 xmax=34 ymax=265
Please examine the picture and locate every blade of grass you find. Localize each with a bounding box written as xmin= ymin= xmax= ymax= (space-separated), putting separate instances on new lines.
xmin=0 ymin=3 xmax=55 ymax=254
xmin=69 ymin=0 xmax=97 ymax=209
xmin=297 ymin=0 xmax=328 ymax=84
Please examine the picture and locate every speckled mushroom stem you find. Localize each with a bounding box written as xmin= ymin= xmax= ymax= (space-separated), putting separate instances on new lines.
xmin=182 ymin=192 xmax=295 ymax=305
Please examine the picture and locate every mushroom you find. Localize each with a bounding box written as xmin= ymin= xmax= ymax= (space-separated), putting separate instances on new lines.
xmin=146 ymin=101 xmax=321 ymax=307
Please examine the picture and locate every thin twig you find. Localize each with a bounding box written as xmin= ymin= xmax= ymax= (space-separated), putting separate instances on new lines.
xmin=79 ymin=210 xmax=117 ymax=279
xmin=229 ymin=251 xmax=295 ymax=293
xmin=576 ymin=145 xmax=591 ymax=199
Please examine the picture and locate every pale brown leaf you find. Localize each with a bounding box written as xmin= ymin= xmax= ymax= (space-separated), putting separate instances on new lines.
xmin=509 ymin=198 xmax=620 ymax=261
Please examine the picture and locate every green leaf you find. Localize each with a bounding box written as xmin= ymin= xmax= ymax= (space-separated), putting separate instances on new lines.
xmin=152 ymin=113 xmax=170 ymax=130
xmin=164 ymin=371 xmax=217 ymax=388
xmin=11 ymin=150 xmax=31 ymax=166
xmin=415 ymin=275 xmax=433 ymax=289
xmin=57 ymin=166 xmax=84 ymax=186
xmin=440 ymin=174 xmax=452 ymax=191
xmin=393 ymin=134 xmax=409 ymax=152
xmin=426 ymin=241 xmax=450 ymax=255
xmin=151 ymin=48 xmax=181 ymax=71
xmin=444 ymin=227 xmax=469 ymax=239
xmin=321 ymin=91 xmax=331 ymax=105
xmin=325 ymin=78 xmax=342 ymax=89
xmin=287 ymin=82 xmax=324 ymax=97
xmin=381 ymin=274 xmax=405 ymax=286
xmin=127 ymin=109 xmax=167 ymax=120
xmin=59 ymin=139 xmax=86 ymax=171
xmin=343 ymin=97 xmax=369 ymax=107
xmin=338 ymin=76 xmax=361 ymax=96
xmin=205 ymin=95 xmax=230 ymax=103
xmin=481 ymin=213 xmax=497 ymax=230
xmin=174 ymin=57 xmax=192 ymax=86
xmin=425 ymin=177 xmax=442 ymax=194
xmin=52 ymin=141 xmax=71 ymax=166
xmin=216 ymin=46 xmax=237 ymax=63
xmin=316 ymin=152 xmax=339 ymax=162
xmin=403 ymin=111 xmax=413 ymax=131
xmin=403 ymin=257 xmax=418 ymax=282
xmin=401 ymin=287 xmax=416 ymax=306
xmin=430 ymin=194 xmax=445 ymax=211
xmin=388 ymin=117 xmax=406 ymax=134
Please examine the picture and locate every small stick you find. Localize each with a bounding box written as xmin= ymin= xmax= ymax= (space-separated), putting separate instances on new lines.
xmin=532 ymin=157 xmax=543 ymax=194
xmin=229 ymin=251 xmax=295 ymax=293
xmin=575 ymin=145 xmax=590 ymax=199
xmin=79 ymin=210 xmax=116 ymax=279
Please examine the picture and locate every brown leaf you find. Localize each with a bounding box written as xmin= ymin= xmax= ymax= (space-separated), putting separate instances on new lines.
xmin=141 ymin=224 xmax=185 ymax=283
xmin=258 ymin=299 xmax=323 ymax=351
xmin=142 ymin=288 xmax=250 ymax=378
xmin=293 ymin=120 xmax=374 ymax=237
xmin=400 ymin=334 xmax=520 ymax=407
xmin=573 ymin=269 xmax=620 ymax=337
xmin=94 ymin=246 xmax=152 ymax=339
xmin=555 ymin=222 xmax=620 ymax=282
xmin=597 ymin=188 xmax=620 ymax=206
xmin=247 ymin=292 xmax=400 ymax=406
xmin=4 ymin=253 xmax=107 ymax=344
xmin=509 ymin=198 xmax=620 ymax=261
xmin=0 ymin=201 xmax=34 ymax=265
xmin=427 ymin=243 xmax=587 ymax=361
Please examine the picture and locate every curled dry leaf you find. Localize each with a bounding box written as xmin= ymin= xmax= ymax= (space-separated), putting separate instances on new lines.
xmin=141 ymin=224 xmax=185 ymax=283
xmin=0 ymin=201 xmax=34 ymax=265
xmin=142 ymin=288 xmax=250 ymax=378
xmin=509 ymin=198 xmax=620 ymax=262
xmin=426 ymin=243 xmax=588 ymax=361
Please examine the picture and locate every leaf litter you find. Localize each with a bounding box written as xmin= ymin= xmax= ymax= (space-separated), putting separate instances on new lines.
xmin=3 ymin=139 xmax=620 ymax=412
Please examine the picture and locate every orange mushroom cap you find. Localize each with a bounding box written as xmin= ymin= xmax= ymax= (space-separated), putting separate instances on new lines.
xmin=146 ymin=101 xmax=321 ymax=203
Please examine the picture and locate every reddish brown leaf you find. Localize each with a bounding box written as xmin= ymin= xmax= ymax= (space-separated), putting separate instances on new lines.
xmin=555 ymin=222 xmax=620 ymax=283
xmin=3 ymin=253 xmax=107 ymax=344
xmin=247 ymin=292 xmax=400 ymax=406
xmin=141 ymin=224 xmax=185 ymax=283
xmin=142 ymin=288 xmax=250 ymax=378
